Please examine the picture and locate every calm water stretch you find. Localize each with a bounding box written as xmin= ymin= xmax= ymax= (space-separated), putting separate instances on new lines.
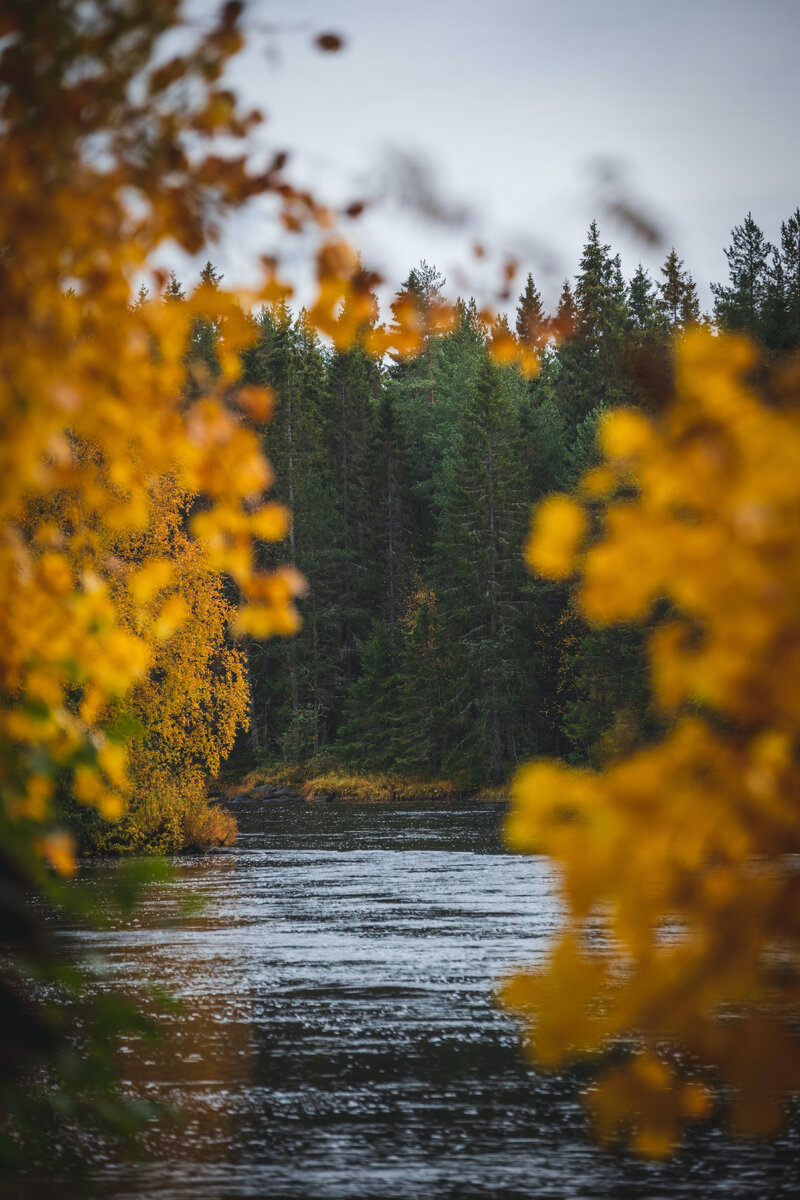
xmin=39 ymin=801 xmax=800 ymax=1198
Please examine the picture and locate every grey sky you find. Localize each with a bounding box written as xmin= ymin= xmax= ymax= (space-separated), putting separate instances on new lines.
xmin=185 ymin=0 xmax=800 ymax=313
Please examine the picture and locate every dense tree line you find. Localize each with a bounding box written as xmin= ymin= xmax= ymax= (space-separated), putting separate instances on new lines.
xmin=199 ymin=210 xmax=800 ymax=786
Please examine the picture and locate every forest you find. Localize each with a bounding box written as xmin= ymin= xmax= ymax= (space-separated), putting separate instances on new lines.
xmin=160 ymin=211 xmax=800 ymax=804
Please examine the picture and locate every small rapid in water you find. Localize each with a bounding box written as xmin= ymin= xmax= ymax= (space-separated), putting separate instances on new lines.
xmin=36 ymin=801 xmax=800 ymax=1198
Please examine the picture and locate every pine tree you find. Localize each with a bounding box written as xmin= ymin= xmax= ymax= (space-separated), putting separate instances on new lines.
xmin=753 ymin=209 xmax=800 ymax=352
xmin=548 ymin=224 xmax=631 ymax=427
xmin=393 ymin=589 xmax=454 ymax=775
xmin=219 ymin=218 xmax=724 ymax=785
xmin=434 ymin=351 xmax=528 ymax=782
xmin=712 ymin=213 xmax=772 ymax=338
xmin=291 ymin=471 xmax=349 ymax=753
xmin=628 ymin=264 xmax=660 ymax=332
xmin=574 ymin=221 xmax=628 ymax=347
xmin=386 ymin=263 xmax=451 ymax=551
xmin=518 ymin=377 xmax=567 ymax=500
xmin=763 ymin=249 xmax=789 ymax=351
xmin=553 ymin=278 xmax=577 ymax=338
xmin=335 ymin=619 xmax=400 ymax=770
xmin=199 ymin=260 xmax=223 ymax=288
xmin=324 ymin=345 xmax=383 ymax=696
xmin=515 ymin=272 xmax=548 ymax=352
xmin=394 ymin=260 xmax=446 ymax=404
xmin=374 ymin=385 xmax=417 ymax=639
xmin=658 ymin=248 xmax=700 ymax=330
xmin=163 ymin=270 xmax=185 ymax=301
xmin=778 ymin=208 xmax=800 ymax=348
xmin=189 ymin=261 xmax=224 ymax=380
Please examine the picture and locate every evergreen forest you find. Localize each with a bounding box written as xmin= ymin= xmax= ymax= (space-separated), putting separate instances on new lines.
xmin=196 ymin=210 xmax=800 ymax=787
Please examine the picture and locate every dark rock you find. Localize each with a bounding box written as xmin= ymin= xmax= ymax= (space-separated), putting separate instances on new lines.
xmin=228 ymin=783 xmax=304 ymax=804
xmin=249 ymin=784 xmax=275 ymax=800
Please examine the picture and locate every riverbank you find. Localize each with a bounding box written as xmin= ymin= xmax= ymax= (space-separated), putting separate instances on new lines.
xmin=215 ymin=763 xmax=508 ymax=806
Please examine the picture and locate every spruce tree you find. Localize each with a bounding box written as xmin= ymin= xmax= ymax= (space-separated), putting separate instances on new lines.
xmin=393 ymin=589 xmax=454 ymax=776
xmin=387 ymin=263 xmax=450 ymax=551
xmin=628 ymin=264 xmax=660 ymax=332
xmin=658 ymin=248 xmax=700 ymax=330
xmin=763 ymin=249 xmax=789 ymax=351
xmin=574 ymin=221 xmax=628 ymax=348
xmin=324 ymin=344 xmax=383 ymax=697
xmin=515 ymin=271 xmax=548 ymax=352
xmin=554 ymin=278 xmax=577 ymax=336
xmin=778 ymin=208 xmax=800 ymax=348
xmin=434 ymin=351 xmax=528 ymax=782
xmin=162 ymin=270 xmax=185 ymax=302
xmin=374 ymin=385 xmax=417 ymax=639
xmin=749 ymin=209 xmax=800 ymax=351
xmin=189 ymin=261 xmax=224 ymax=380
xmin=712 ymin=213 xmax=772 ymax=338
xmin=335 ymin=620 xmax=401 ymax=771
xmin=549 ymin=224 xmax=631 ymax=427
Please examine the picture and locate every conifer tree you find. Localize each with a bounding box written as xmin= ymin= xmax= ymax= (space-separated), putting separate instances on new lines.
xmin=387 ymin=263 xmax=450 ymax=549
xmin=778 ymin=208 xmax=800 ymax=348
xmin=189 ymin=261 xmax=225 ymax=381
xmin=549 ymin=224 xmax=631 ymax=427
xmin=658 ymin=248 xmax=700 ymax=330
xmin=325 ymin=345 xmax=383 ymax=693
xmin=375 ymin=385 xmax=417 ymax=638
xmin=435 ymin=352 xmax=528 ymax=782
xmin=574 ymin=221 xmax=627 ymax=347
xmin=392 ymin=589 xmax=454 ymax=775
xmin=335 ymin=619 xmax=400 ymax=770
xmin=712 ymin=213 xmax=772 ymax=338
xmin=762 ymin=249 xmax=789 ymax=351
xmin=163 ymin=271 xmax=185 ymax=302
xmin=628 ymin=264 xmax=660 ymax=332
xmin=515 ymin=271 xmax=549 ymax=352
xmin=553 ymin=278 xmax=577 ymax=337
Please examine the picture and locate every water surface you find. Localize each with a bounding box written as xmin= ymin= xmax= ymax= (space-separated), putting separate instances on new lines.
xmin=40 ymin=801 xmax=800 ymax=1198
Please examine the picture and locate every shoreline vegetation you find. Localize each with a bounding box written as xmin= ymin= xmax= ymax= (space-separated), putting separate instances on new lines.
xmin=68 ymin=767 xmax=505 ymax=858
xmin=72 ymin=766 xmax=507 ymax=858
xmin=214 ymin=762 xmax=508 ymax=810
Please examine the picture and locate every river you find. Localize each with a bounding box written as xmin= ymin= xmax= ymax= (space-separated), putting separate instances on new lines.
xmin=36 ymin=800 xmax=800 ymax=1198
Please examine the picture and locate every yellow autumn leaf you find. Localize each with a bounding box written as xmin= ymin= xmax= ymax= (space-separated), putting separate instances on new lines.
xmin=128 ymin=559 xmax=174 ymax=605
xmin=598 ymin=408 xmax=654 ymax=459
xmin=525 ymin=495 xmax=587 ymax=579
xmin=40 ymin=832 xmax=77 ymax=878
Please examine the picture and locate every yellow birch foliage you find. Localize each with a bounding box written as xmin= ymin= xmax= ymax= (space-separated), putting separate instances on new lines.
xmin=92 ymin=478 xmax=249 ymax=853
xmin=503 ymin=330 xmax=800 ymax=1153
xmin=0 ymin=0 xmax=543 ymax=873
xmin=0 ymin=0 xmax=384 ymax=870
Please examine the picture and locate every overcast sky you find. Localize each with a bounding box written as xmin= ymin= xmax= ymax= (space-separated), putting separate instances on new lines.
xmin=183 ymin=0 xmax=800 ymax=313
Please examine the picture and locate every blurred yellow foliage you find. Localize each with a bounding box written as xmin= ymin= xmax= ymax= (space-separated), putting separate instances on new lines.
xmin=505 ymin=329 xmax=800 ymax=1153
xmin=525 ymin=495 xmax=587 ymax=579
xmin=0 ymin=0 xmax=420 ymax=868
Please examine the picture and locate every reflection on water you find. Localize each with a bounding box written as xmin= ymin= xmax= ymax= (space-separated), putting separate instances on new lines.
xmin=32 ymin=802 xmax=800 ymax=1198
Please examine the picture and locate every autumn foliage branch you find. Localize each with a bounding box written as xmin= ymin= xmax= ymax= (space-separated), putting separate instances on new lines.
xmin=504 ymin=331 xmax=800 ymax=1155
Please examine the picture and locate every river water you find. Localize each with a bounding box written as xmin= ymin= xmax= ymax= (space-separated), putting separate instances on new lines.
xmin=42 ymin=800 xmax=800 ymax=1198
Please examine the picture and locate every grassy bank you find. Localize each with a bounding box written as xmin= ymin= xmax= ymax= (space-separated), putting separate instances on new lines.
xmin=224 ymin=765 xmax=455 ymax=804
xmin=215 ymin=759 xmax=509 ymax=806
xmin=301 ymin=771 xmax=454 ymax=803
